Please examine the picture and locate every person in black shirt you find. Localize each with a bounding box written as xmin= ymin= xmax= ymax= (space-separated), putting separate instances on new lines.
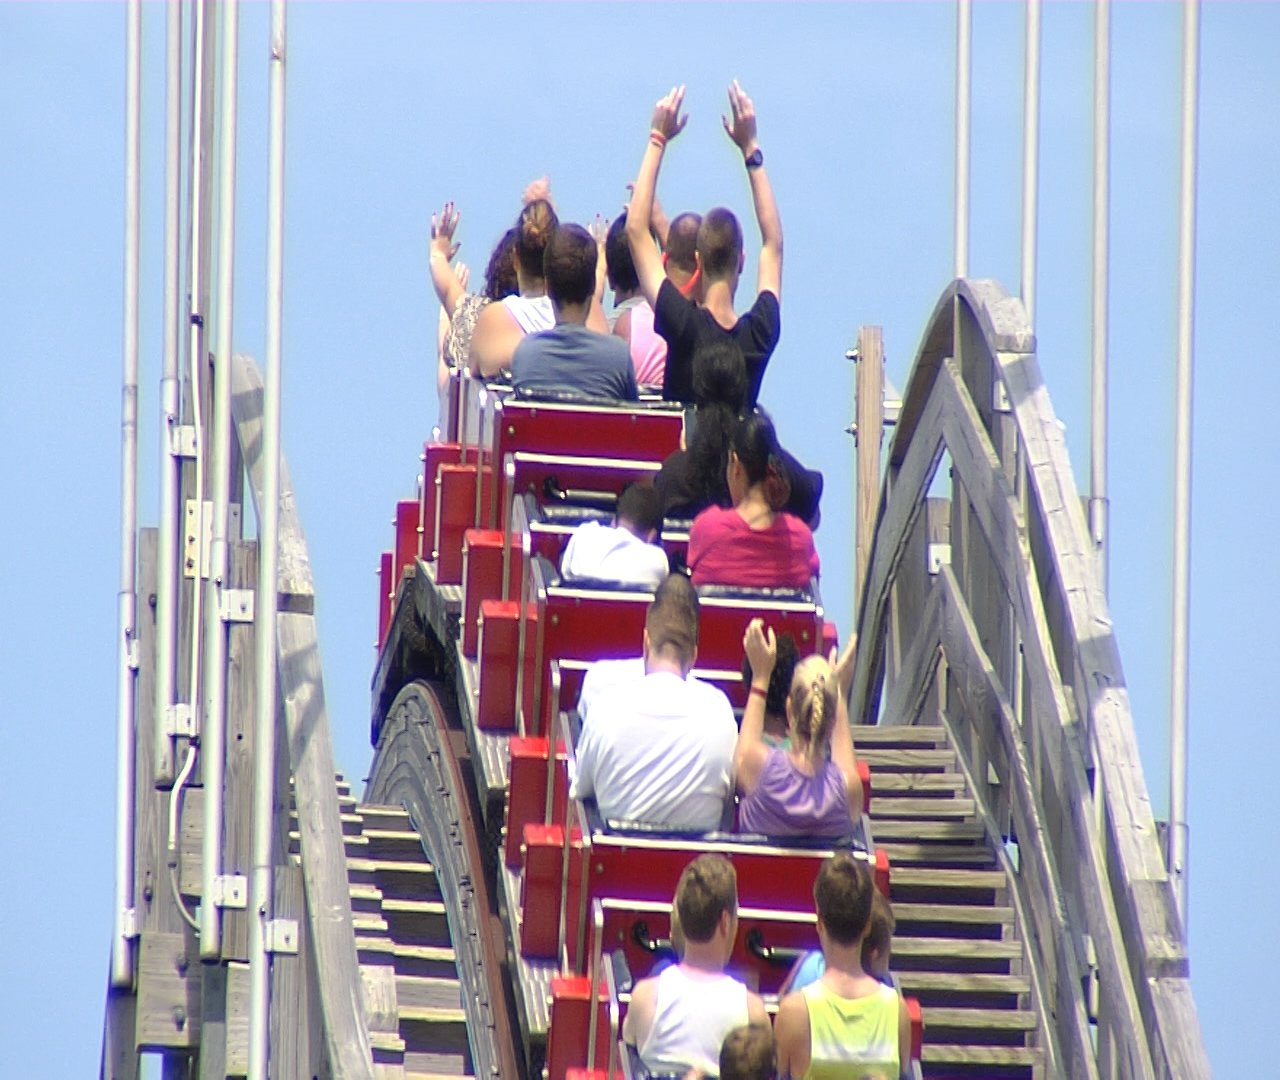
xmin=625 ymin=82 xmax=784 ymax=407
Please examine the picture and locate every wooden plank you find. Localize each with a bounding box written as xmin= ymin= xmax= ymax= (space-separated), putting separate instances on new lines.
xmin=228 ymin=353 xmax=314 ymax=612
xmin=868 ymin=820 xmax=986 ymax=842
xmin=221 ymin=540 xmax=258 ymax=962
xmin=892 ymin=937 xmax=1022 ymax=960
xmin=852 ymin=726 xmax=950 ymax=746
xmin=922 ymin=1044 xmax=1040 ymax=1066
xmin=867 ymin=772 xmax=968 ymax=794
xmin=231 ymin=353 xmax=373 ymax=1077
xmin=858 ymin=748 xmax=956 ymax=770
xmin=137 ymin=930 xmax=203 ymax=1049
xmin=876 ymin=843 xmax=994 ymax=867
xmin=101 ymin=978 xmax=140 ymax=1080
xmin=855 ymin=325 xmax=885 ymax=613
xmin=891 ymin=903 xmax=1014 ymax=926
xmin=270 ymin=863 xmax=325 ymax=1079
xmin=870 ymin=797 xmax=976 ymax=819
xmin=922 ymin=1006 xmax=1037 ymax=1030
xmin=937 ymin=565 xmax=1095 ymax=1080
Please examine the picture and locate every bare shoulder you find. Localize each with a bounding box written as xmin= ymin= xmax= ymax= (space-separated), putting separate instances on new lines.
xmin=776 ymin=988 xmax=809 ymax=1030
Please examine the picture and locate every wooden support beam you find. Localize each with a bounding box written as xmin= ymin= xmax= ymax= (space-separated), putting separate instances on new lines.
xmin=855 ymin=325 xmax=885 ymax=618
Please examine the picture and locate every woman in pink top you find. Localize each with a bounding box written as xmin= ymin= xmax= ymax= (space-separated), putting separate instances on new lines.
xmin=687 ymin=412 xmax=819 ymax=589
xmin=736 ymin=619 xmax=863 ymax=838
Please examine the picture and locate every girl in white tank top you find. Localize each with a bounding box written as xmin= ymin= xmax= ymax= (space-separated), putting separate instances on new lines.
xmin=502 ymin=293 xmax=554 ymax=334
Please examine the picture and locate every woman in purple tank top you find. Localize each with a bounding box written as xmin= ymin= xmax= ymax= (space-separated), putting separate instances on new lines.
xmin=735 ymin=619 xmax=865 ymax=838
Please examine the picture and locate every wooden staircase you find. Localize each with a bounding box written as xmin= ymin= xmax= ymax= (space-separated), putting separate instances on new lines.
xmin=854 ymin=726 xmax=1045 ymax=1080
xmin=292 ymin=781 xmax=473 ymax=1080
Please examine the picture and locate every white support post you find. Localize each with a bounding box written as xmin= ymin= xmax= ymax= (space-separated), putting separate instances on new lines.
xmin=112 ymin=0 xmax=142 ymax=991
xmin=247 ymin=1 xmax=288 ymax=1073
xmin=954 ymin=0 xmax=972 ymax=279
xmin=1020 ymin=0 xmax=1041 ymax=325
xmin=1090 ymin=0 xmax=1112 ymax=590
xmin=154 ymin=0 xmax=184 ymax=788
xmin=1170 ymin=0 xmax=1200 ymax=925
xmin=199 ymin=0 xmax=240 ymax=962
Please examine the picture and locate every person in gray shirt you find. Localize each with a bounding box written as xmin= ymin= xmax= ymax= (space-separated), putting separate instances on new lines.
xmin=512 ymin=223 xmax=639 ymax=401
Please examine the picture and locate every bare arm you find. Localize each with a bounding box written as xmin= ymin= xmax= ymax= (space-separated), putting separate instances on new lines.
xmin=774 ymin=990 xmax=810 ymax=1079
xmin=627 ymin=86 xmax=687 ymax=307
xmin=735 ymin=618 xmax=776 ymax=792
xmin=428 ymin=202 xmax=466 ymax=317
xmin=897 ymin=991 xmax=914 ymax=1078
xmin=746 ymin=990 xmax=769 ymax=1027
xmin=829 ymin=637 xmax=864 ymax=819
xmin=723 ymin=81 xmax=783 ymax=301
xmin=467 ymin=301 xmax=523 ymax=377
xmin=622 ymin=975 xmax=657 ymax=1047
xmin=587 ymin=213 xmax=610 ymax=334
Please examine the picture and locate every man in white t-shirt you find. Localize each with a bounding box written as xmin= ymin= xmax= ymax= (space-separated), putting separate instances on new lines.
xmin=571 ymin=574 xmax=735 ymax=830
xmin=560 ymin=482 xmax=669 ymax=590
xmin=624 ymin=854 xmax=769 ymax=1076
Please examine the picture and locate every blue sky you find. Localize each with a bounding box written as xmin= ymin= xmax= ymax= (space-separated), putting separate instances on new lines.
xmin=1 ymin=1 xmax=1276 ymax=1074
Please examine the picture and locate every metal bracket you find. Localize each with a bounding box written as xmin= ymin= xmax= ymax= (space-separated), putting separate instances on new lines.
xmin=265 ymin=918 xmax=299 ymax=955
xmin=927 ymin=542 xmax=952 ymax=575
xmin=218 ymin=588 xmax=255 ymax=623
xmin=163 ymin=703 xmax=197 ymax=738
xmin=169 ymin=424 xmax=197 ymax=459
xmin=184 ymin=502 xmax=242 ymax=579
xmin=125 ymin=635 xmax=140 ymax=672
xmin=211 ymin=874 xmax=248 ymax=910
xmin=121 ymin=907 xmax=140 ymax=941
xmin=993 ymin=380 xmax=1012 ymax=414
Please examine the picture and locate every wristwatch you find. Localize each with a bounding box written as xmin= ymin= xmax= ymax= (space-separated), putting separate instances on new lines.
xmin=744 ymin=147 xmax=764 ymax=170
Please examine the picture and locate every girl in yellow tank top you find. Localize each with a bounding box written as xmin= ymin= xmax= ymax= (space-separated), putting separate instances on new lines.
xmin=795 ymin=978 xmax=901 ymax=1080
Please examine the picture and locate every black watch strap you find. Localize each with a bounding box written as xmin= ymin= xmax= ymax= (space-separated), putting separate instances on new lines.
xmin=744 ymin=147 xmax=764 ymax=170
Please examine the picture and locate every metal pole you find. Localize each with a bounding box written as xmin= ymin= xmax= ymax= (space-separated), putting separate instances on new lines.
xmin=1020 ymin=0 xmax=1041 ymax=325
xmin=954 ymin=0 xmax=972 ymax=279
xmin=154 ymin=0 xmax=184 ymax=789
xmin=112 ymin=0 xmax=142 ymax=991
xmin=247 ymin=1 xmax=287 ymax=1072
xmin=200 ymin=0 xmax=240 ymax=961
xmin=1170 ymin=0 xmax=1200 ymax=925
xmin=1090 ymin=0 xmax=1111 ymax=590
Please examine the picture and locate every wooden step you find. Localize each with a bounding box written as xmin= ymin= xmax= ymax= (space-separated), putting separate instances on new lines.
xmin=370 ymin=1029 xmax=407 ymax=1057
xmin=402 ymin=1049 xmax=470 ymax=1076
xmin=878 ymin=842 xmax=994 ymax=867
xmin=870 ymin=797 xmax=977 ymax=819
xmin=364 ymin=858 xmax=442 ymax=901
xmin=921 ymin=1042 xmax=1041 ymax=1068
xmin=352 ymin=913 xmax=390 ymax=935
xmin=892 ymin=937 xmax=1022 ymax=961
xmin=289 ymin=829 xmax=369 ymax=857
xmin=365 ymin=828 xmax=429 ymax=861
xmin=859 ymin=748 xmax=957 ymax=771
xmin=360 ymin=804 xmax=414 ymax=830
xmin=869 ymin=820 xmax=986 ymax=842
xmin=349 ymin=881 xmax=386 ymax=913
xmin=896 ymin=971 xmax=1030 ymax=1009
xmin=357 ymin=938 xmax=458 ymax=979
xmin=396 ymin=974 xmax=465 ymax=1015
xmin=380 ymin=898 xmax=453 ymax=948
xmin=290 ymin=809 xmax=364 ymax=835
xmin=921 ymin=1006 xmax=1037 ymax=1031
xmin=891 ymin=903 xmax=1014 ymax=927
xmin=868 ymin=772 xmax=968 ymax=794
xmin=852 ymin=725 xmax=950 ymax=747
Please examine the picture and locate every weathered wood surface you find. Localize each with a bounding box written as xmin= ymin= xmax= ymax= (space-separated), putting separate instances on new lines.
xmin=231 ymin=352 xmax=373 ymax=1078
xmin=852 ymin=280 xmax=1209 ymax=1079
xmin=855 ymin=325 xmax=885 ymax=616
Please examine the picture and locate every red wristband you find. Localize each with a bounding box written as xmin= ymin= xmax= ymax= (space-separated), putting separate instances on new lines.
xmin=649 ymin=130 xmax=667 ymax=149
xmin=748 ymin=685 xmax=767 ymax=700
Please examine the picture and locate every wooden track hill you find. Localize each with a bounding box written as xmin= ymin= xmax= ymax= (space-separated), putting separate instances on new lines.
xmin=102 ymin=281 xmax=1211 ymax=1078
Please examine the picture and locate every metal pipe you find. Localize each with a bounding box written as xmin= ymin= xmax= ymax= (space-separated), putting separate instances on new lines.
xmin=154 ymin=0 xmax=184 ymax=789
xmin=1090 ymin=0 xmax=1112 ymax=590
xmin=111 ymin=0 xmax=142 ymax=991
xmin=199 ymin=0 xmax=240 ymax=961
xmin=182 ymin=0 xmax=212 ymax=816
xmin=1170 ymin=0 xmax=1200 ymax=925
xmin=1020 ymin=0 xmax=1042 ymax=325
xmin=954 ymin=0 xmax=972 ymax=278
xmin=247 ymin=1 xmax=288 ymax=1072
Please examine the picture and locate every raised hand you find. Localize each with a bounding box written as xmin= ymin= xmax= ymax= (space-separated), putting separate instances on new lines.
xmin=722 ymin=79 xmax=759 ymax=156
xmin=588 ymin=213 xmax=609 ymax=247
xmin=743 ymin=617 xmax=777 ymax=680
xmin=650 ymin=85 xmax=689 ymax=142
xmin=455 ymin=261 xmax=470 ymax=292
xmin=430 ymin=202 xmax=460 ymax=261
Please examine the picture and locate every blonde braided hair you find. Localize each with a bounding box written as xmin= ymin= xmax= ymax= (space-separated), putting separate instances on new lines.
xmin=789 ymin=655 xmax=837 ymax=766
